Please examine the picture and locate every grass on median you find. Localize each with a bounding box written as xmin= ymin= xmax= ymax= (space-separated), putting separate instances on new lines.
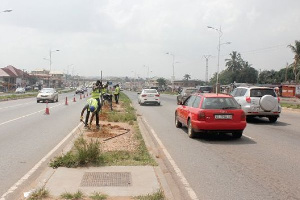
xmin=28 ymin=187 xmax=49 ymax=200
xmin=280 ymin=102 xmax=300 ymax=109
xmin=60 ymin=190 xmax=84 ymax=199
xmin=49 ymin=92 xmax=156 ymax=168
xmin=107 ymin=92 xmax=137 ymax=123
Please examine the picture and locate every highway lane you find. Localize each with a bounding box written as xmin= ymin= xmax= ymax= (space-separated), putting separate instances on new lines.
xmin=0 ymin=92 xmax=87 ymax=197
xmin=125 ymin=91 xmax=300 ymax=200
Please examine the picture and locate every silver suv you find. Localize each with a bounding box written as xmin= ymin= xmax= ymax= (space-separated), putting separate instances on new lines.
xmin=231 ymin=87 xmax=281 ymax=122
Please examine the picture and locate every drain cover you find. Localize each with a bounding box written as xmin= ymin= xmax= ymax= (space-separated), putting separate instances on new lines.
xmin=80 ymin=172 xmax=132 ymax=187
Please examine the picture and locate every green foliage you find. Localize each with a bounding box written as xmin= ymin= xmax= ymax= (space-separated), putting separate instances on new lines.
xmin=60 ymin=191 xmax=84 ymax=199
xmin=280 ymin=103 xmax=300 ymax=109
xmin=49 ymin=137 xmax=102 ymax=168
xmin=134 ymin=190 xmax=165 ymax=200
xmin=183 ymin=74 xmax=191 ymax=81
xmin=90 ymin=192 xmax=107 ymax=200
xmin=157 ymin=77 xmax=167 ymax=87
xmin=28 ymin=187 xmax=49 ymax=200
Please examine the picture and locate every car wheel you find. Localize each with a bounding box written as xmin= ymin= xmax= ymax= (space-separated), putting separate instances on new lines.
xmin=232 ymin=131 xmax=243 ymax=139
xmin=37 ymin=100 xmax=39 ymax=103
xmin=56 ymin=96 xmax=59 ymax=102
xmin=175 ymin=113 xmax=182 ymax=128
xmin=157 ymin=102 xmax=160 ymax=106
xmin=187 ymin=119 xmax=195 ymax=138
xmin=246 ymin=116 xmax=255 ymax=121
xmin=268 ymin=116 xmax=278 ymax=123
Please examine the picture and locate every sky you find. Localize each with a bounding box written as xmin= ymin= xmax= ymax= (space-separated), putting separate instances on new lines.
xmin=0 ymin=0 xmax=299 ymax=81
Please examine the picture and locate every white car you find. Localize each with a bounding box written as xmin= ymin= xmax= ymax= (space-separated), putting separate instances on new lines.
xmin=37 ymin=88 xmax=58 ymax=103
xmin=138 ymin=89 xmax=160 ymax=106
xmin=15 ymin=87 xmax=25 ymax=93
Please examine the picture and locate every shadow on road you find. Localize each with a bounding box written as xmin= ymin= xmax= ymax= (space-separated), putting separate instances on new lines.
xmin=246 ymin=117 xmax=290 ymax=126
xmin=181 ymin=128 xmax=256 ymax=145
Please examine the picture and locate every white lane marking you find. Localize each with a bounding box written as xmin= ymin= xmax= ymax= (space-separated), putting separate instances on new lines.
xmin=0 ymin=123 xmax=82 ymax=200
xmin=143 ymin=118 xmax=199 ymax=200
xmin=0 ymin=102 xmax=33 ymax=110
xmin=243 ymin=134 xmax=254 ymax=140
xmin=0 ymin=103 xmax=64 ymax=127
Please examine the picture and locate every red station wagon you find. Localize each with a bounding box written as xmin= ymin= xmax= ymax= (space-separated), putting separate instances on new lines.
xmin=175 ymin=93 xmax=247 ymax=139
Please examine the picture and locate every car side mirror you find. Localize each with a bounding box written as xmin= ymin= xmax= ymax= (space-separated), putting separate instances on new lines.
xmin=137 ymin=92 xmax=140 ymax=94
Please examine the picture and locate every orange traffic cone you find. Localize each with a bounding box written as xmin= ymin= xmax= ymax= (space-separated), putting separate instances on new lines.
xmin=86 ymin=93 xmax=88 ymax=97
xmin=73 ymin=95 xmax=76 ymax=102
xmin=45 ymin=101 xmax=50 ymax=115
xmin=65 ymin=97 xmax=68 ymax=105
xmin=80 ymin=94 xmax=82 ymax=99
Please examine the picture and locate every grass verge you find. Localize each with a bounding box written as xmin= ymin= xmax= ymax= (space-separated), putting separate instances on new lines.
xmin=28 ymin=187 xmax=49 ymax=200
xmin=281 ymin=103 xmax=300 ymax=109
xmin=60 ymin=190 xmax=84 ymax=199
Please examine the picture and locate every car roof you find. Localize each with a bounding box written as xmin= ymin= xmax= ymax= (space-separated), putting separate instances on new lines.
xmin=194 ymin=93 xmax=232 ymax=98
xmin=236 ymin=86 xmax=274 ymax=89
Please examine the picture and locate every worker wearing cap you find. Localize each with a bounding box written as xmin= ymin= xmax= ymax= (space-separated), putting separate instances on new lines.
xmin=114 ymin=84 xmax=120 ymax=104
xmin=80 ymin=98 xmax=98 ymax=128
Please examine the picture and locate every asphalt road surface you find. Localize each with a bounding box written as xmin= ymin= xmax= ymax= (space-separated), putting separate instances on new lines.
xmin=125 ymin=91 xmax=300 ymax=200
xmin=0 ymin=92 xmax=87 ymax=197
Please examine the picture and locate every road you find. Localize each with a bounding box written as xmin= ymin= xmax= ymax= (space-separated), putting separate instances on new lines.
xmin=0 ymin=92 xmax=87 ymax=197
xmin=125 ymin=91 xmax=300 ymax=200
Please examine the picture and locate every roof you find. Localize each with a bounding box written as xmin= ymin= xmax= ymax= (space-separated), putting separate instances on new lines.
xmin=0 ymin=69 xmax=10 ymax=77
xmin=195 ymin=93 xmax=232 ymax=98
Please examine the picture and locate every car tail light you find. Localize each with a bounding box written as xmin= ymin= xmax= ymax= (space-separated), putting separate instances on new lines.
xmin=277 ymin=97 xmax=280 ymax=103
xmin=198 ymin=111 xmax=206 ymax=121
xmin=155 ymin=94 xmax=160 ymax=97
xmin=246 ymin=96 xmax=251 ymax=103
xmin=241 ymin=111 xmax=246 ymax=121
xmin=142 ymin=94 xmax=147 ymax=97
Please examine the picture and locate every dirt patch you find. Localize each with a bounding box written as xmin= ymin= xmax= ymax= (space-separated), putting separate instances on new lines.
xmin=84 ymin=122 xmax=139 ymax=152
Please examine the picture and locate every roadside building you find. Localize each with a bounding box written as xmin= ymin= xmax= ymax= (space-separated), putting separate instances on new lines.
xmin=0 ymin=65 xmax=30 ymax=92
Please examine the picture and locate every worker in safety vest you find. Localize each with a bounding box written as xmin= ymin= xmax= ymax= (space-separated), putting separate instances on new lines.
xmin=114 ymin=84 xmax=120 ymax=104
xmin=80 ymin=98 xmax=99 ymax=128
xmin=90 ymin=80 xmax=102 ymax=128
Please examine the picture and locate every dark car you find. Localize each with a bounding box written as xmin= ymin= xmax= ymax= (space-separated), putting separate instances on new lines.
xmin=75 ymin=87 xmax=84 ymax=94
xmin=177 ymin=87 xmax=198 ymax=104
xmin=197 ymin=86 xmax=213 ymax=93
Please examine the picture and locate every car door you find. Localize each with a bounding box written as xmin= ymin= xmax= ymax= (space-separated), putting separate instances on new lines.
xmin=181 ymin=95 xmax=196 ymax=125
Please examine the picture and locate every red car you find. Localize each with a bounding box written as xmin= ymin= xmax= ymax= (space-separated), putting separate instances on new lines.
xmin=175 ymin=93 xmax=247 ymax=139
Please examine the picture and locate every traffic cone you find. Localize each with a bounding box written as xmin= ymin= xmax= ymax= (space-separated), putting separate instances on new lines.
xmin=73 ymin=95 xmax=76 ymax=102
xmin=86 ymin=93 xmax=88 ymax=97
xmin=45 ymin=101 xmax=50 ymax=115
xmin=65 ymin=97 xmax=68 ymax=105
xmin=80 ymin=94 xmax=82 ymax=99
xmin=83 ymin=94 xmax=86 ymax=98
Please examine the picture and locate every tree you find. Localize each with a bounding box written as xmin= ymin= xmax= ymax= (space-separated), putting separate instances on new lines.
xmin=225 ymin=51 xmax=242 ymax=72
xmin=287 ymin=40 xmax=300 ymax=83
xmin=157 ymin=78 xmax=167 ymax=87
xmin=183 ymin=74 xmax=191 ymax=81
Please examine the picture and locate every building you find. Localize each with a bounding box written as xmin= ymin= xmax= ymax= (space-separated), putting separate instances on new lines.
xmin=0 ymin=65 xmax=30 ymax=92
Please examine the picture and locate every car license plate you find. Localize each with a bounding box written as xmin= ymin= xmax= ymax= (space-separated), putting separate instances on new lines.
xmin=215 ymin=114 xmax=232 ymax=119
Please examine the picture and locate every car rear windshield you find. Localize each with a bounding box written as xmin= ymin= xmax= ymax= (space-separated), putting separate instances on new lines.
xmin=202 ymin=97 xmax=240 ymax=109
xmin=144 ymin=89 xmax=157 ymax=93
xmin=250 ymin=89 xmax=276 ymax=97
xmin=198 ymin=87 xmax=212 ymax=93
xmin=41 ymin=89 xmax=54 ymax=93
xmin=185 ymin=89 xmax=197 ymax=94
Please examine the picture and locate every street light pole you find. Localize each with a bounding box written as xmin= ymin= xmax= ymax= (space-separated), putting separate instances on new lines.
xmin=166 ymin=52 xmax=175 ymax=92
xmin=203 ymin=55 xmax=212 ymax=84
xmin=207 ymin=26 xmax=230 ymax=93
xmin=45 ymin=49 xmax=60 ymax=87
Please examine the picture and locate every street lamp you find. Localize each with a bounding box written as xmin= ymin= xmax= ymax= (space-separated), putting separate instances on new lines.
xmin=166 ymin=52 xmax=175 ymax=92
xmin=44 ymin=49 xmax=60 ymax=87
xmin=1 ymin=9 xmax=12 ymax=13
xmin=143 ymin=65 xmax=150 ymax=87
xmin=207 ymin=26 xmax=231 ymax=93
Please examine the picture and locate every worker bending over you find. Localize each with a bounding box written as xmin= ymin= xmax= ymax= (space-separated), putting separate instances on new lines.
xmin=80 ymin=98 xmax=99 ymax=128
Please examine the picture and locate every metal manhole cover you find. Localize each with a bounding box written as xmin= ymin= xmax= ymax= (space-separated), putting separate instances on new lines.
xmin=80 ymin=172 xmax=132 ymax=187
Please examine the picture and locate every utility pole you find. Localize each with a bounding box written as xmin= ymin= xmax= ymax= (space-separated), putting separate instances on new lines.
xmin=203 ymin=55 xmax=211 ymax=84
xmin=285 ymin=62 xmax=289 ymax=83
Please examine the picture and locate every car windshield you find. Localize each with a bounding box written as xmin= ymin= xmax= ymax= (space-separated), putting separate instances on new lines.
xmin=40 ymin=89 xmax=54 ymax=93
xmin=202 ymin=97 xmax=240 ymax=109
xmin=250 ymin=89 xmax=276 ymax=97
xmin=144 ymin=89 xmax=157 ymax=93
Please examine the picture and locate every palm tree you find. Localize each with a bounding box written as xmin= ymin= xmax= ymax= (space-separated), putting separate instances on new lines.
xmin=287 ymin=40 xmax=300 ymax=83
xmin=225 ymin=51 xmax=242 ymax=71
xmin=183 ymin=74 xmax=191 ymax=81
